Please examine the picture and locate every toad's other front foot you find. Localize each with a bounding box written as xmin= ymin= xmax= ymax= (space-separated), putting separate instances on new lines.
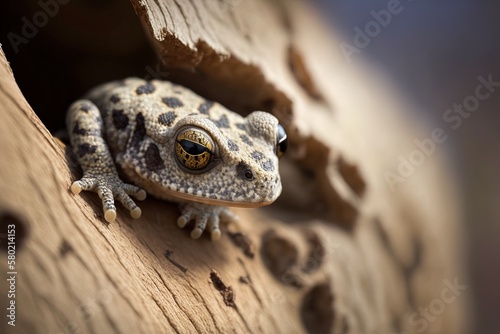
xmin=71 ymin=173 xmax=147 ymax=222
xmin=177 ymin=203 xmax=238 ymax=241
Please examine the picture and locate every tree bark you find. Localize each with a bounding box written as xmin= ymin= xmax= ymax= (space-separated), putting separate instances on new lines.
xmin=0 ymin=0 xmax=468 ymax=333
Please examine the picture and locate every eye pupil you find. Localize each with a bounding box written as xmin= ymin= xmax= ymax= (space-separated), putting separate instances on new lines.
xmin=179 ymin=139 xmax=208 ymax=155
xmin=175 ymin=127 xmax=214 ymax=172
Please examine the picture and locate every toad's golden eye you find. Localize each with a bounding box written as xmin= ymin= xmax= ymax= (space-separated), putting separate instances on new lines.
xmin=175 ymin=127 xmax=214 ymax=171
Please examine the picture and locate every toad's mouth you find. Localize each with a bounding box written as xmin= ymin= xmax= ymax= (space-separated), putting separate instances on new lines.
xmin=127 ymin=173 xmax=279 ymax=208
xmin=166 ymin=190 xmax=275 ymax=208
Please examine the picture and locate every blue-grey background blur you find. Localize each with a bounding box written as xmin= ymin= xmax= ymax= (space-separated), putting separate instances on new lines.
xmin=313 ymin=1 xmax=499 ymax=333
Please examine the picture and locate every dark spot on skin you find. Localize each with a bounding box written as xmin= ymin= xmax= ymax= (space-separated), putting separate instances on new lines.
xmin=236 ymin=123 xmax=246 ymax=130
xmin=212 ymin=114 xmax=230 ymax=128
xmin=145 ymin=143 xmax=165 ymax=171
xmin=136 ymin=82 xmax=156 ymax=95
xmin=227 ymin=139 xmax=239 ymax=151
xmin=261 ymin=159 xmax=274 ymax=171
xmin=198 ymin=101 xmax=214 ymax=114
xmin=251 ymin=151 xmax=265 ymax=161
xmin=77 ymin=143 xmax=97 ymax=157
xmin=162 ymin=97 xmax=184 ymax=108
xmin=158 ymin=111 xmax=177 ymax=126
xmin=112 ymin=109 xmax=129 ymax=130
xmin=72 ymin=123 xmax=87 ymax=135
xmin=131 ymin=113 xmax=146 ymax=149
xmin=236 ymin=161 xmax=254 ymax=181
xmin=109 ymin=94 xmax=121 ymax=103
xmin=80 ymin=103 xmax=93 ymax=112
xmin=220 ymin=189 xmax=231 ymax=198
xmin=240 ymin=134 xmax=253 ymax=146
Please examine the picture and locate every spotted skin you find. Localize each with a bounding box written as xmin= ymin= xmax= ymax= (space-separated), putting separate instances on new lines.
xmin=67 ymin=78 xmax=284 ymax=240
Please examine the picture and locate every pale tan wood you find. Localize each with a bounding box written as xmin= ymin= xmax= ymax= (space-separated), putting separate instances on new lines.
xmin=0 ymin=0 xmax=468 ymax=333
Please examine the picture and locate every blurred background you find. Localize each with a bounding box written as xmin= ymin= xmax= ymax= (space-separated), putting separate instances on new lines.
xmin=1 ymin=1 xmax=498 ymax=333
xmin=313 ymin=1 xmax=499 ymax=333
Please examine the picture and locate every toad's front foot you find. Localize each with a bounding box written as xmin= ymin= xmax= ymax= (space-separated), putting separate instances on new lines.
xmin=71 ymin=173 xmax=147 ymax=222
xmin=177 ymin=202 xmax=237 ymax=241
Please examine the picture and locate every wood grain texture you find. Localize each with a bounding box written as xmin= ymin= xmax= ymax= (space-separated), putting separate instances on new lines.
xmin=0 ymin=0 xmax=468 ymax=333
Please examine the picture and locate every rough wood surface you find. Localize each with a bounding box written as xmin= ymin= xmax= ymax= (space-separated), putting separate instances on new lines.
xmin=0 ymin=0 xmax=468 ymax=333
